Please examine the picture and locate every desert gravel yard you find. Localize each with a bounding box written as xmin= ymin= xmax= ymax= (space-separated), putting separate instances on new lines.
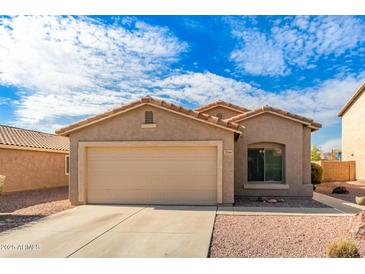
xmin=210 ymin=215 xmax=365 ymax=258
xmin=315 ymin=181 xmax=365 ymax=203
xmin=235 ymin=198 xmax=329 ymax=208
xmin=0 ymin=187 xmax=72 ymax=233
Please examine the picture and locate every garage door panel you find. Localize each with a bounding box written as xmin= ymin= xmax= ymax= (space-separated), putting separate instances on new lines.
xmin=88 ymin=174 xmax=217 ymax=190
xmin=87 ymin=162 xmax=216 ymax=176
xmin=86 ymin=145 xmax=218 ymax=205
xmin=87 ymin=189 xmax=216 ymax=205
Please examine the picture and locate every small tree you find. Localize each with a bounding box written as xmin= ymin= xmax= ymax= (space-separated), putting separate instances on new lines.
xmin=311 ymin=145 xmax=322 ymax=161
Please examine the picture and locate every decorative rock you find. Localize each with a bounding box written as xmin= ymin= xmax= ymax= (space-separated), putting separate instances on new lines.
xmin=355 ymin=196 xmax=365 ymax=205
xmin=332 ymin=186 xmax=349 ymax=194
xmin=267 ymin=199 xmax=277 ymax=203
xmin=349 ymin=212 xmax=365 ymax=240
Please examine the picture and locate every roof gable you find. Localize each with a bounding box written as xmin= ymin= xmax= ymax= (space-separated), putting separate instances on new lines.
xmin=0 ymin=125 xmax=69 ymax=152
xmin=338 ymin=81 xmax=365 ymax=117
xmin=226 ymin=105 xmax=321 ymax=131
xmin=195 ymin=100 xmax=250 ymax=114
xmin=56 ymin=97 xmax=243 ymax=136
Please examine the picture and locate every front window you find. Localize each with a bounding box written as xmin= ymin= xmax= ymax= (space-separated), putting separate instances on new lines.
xmin=248 ymin=147 xmax=283 ymax=183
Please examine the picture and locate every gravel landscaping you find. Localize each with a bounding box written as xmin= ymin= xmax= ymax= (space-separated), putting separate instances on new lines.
xmin=315 ymin=181 xmax=365 ymax=203
xmin=235 ymin=197 xmax=329 ymax=208
xmin=0 ymin=187 xmax=72 ymax=233
xmin=210 ymin=215 xmax=365 ymax=258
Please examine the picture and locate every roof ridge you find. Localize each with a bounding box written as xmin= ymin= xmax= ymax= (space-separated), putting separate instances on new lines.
xmin=0 ymin=124 xmax=59 ymax=136
xmin=56 ymin=96 xmax=244 ymax=135
xmin=226 ymin=105 xmax=321 ymax=130
xmin=195 ymin=99 xmax=250 ymax=113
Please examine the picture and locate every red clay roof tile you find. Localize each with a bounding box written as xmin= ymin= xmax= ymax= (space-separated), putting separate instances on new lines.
xmin=56 ymin=97 xmax=243 ymax=135
xmin=195 ymin=100 xmax=250 ymax=113
xmin=0 ymin=125 xmax=69 ymax=152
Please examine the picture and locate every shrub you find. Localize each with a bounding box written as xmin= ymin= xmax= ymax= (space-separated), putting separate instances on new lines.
xmin=311 ymin=162 xmax=323 ymax=184
xmin=327 ymin=240 xmax=360 ymax=258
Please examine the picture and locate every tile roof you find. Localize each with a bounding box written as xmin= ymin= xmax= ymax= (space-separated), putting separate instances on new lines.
xmin=195 ymin=100 xmax=250 ymax=113
xmin=56 ymin=96 xmax=243 ymax=136
xmin=338 ymin=80 xmax=365 ymax=117
xmin=0 ymin=125 xmax=69 ymax=152
xmin=226 ymin=105 xmax=322 ymax=130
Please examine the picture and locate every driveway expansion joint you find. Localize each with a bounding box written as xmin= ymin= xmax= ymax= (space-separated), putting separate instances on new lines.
xmin=65 ymin=206 xmax=146 ymax=258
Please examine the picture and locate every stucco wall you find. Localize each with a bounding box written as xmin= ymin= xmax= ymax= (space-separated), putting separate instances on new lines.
xmin=68 ymin=104 xmax=236 ymax=205
xmin=342 ymin=92 xmax=365 ymax=180
xmin=199 ymin=106 xmax=242 ymax=119
xmin=234 ymin=113 xmax=313 ymax=197
xmin=0 ymin=148 xmax=69 ymax=193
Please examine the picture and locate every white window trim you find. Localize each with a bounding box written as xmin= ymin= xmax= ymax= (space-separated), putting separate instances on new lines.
xmin=65 ymin=155 xmax=70 ymax=175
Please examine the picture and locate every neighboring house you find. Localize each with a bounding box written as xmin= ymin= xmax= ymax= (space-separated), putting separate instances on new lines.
xmin=56 ymin=97 xmax=321 ymax=205
xmin=0 ymin=125 xmax=70 ymax=193
xmin=320 ymin=149 xmax=342 ymax=161
xmin=339 ymin=81 xmax=365 ymax=180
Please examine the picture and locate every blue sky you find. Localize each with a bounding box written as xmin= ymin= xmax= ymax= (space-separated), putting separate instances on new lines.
xmin=0 ymin=15 xmax=364 ymax=151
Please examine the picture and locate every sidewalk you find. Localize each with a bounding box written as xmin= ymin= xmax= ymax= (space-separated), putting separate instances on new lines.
xmin=217 ymin=205 xmax=352 ymax=216
xmin=313 ymin=192 xmax=365 ymax=214
xmin=217 ymin=192 xmax=365 ymax=216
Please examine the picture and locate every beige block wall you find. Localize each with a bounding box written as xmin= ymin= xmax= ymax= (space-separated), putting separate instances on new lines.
xmin=68 ymin=105 xmax=236 ymax=205
xmin=234 ymin=113 xmax=313 ymax=197
xmin=342 ymin=92 xmax=365 ymax=180
xmin=199 ymin=106 xmax=243 ymax=119
xmin=0 ymin=148 xmax=69 ymax=193
xmin=319 ymin=160 xmax=356 ymax=182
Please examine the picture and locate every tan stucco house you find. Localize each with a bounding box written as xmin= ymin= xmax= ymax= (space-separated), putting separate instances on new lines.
xmin=56 ymin=97 xmax=321 ymax=205
xmin=0 ymin=125 xmax=69 ymax=193
xmin=339 ymin=81 xmax=365 ymax=180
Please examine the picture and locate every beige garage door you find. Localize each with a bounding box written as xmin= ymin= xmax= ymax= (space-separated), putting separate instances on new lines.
xmin=86 ymin=146 xmax=217 ymax=205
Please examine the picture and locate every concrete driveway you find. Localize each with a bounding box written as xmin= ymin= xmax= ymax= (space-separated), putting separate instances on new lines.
xmin=0 ymin=205 xmax=216 ymax=258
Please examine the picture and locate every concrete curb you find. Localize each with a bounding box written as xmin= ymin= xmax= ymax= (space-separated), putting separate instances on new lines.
xmin=217 ymin=205 xmax=354 ymax=216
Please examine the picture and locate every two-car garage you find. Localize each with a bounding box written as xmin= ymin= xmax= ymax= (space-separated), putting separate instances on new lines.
xmin=57 ymin=97 xmax=239 ymax=205
xmin=81 ymin=142 xmax=223 ymax=205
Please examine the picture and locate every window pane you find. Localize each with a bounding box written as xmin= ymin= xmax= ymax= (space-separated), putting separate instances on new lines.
xmin=265 ymin=148 xmax=283 ymax=181
xmin=248 ymin=149 xmax=264 ymax=181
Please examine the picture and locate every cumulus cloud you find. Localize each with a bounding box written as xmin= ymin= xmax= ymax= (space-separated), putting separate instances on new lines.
xmin=0 ymin=15 xmax=363 ymax=134
xmin=0 ymin=15 xmax=187 ymax=128
xmin=149 ymin=71 xmax=363 ymax=126
xmin=229 ymin=16 xmax=365 ymax=75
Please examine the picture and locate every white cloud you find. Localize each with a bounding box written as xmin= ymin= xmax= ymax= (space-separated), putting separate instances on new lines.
xmin=321 ymin=138 xmax=342 ymax=152
xmin=150 ymin=71 xmax=364 ymax=126
xmin=229 ymin=16 xmax=365 ymax=75
xmin=0 ymin=15 xmax=363 ymax=135
xmin=230 ymin=31 xmax=287 ymax=76
xmin=0 ymin=97 xmax=10 ymax=105
xmin=0 ymin=16 xmax=187 ymax=128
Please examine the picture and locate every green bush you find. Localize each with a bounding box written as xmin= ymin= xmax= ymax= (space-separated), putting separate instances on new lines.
xmin=311 ymin=162 xmax=323 ymax=184
xmin=327 ymin=240 xmax=360 ymax=258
